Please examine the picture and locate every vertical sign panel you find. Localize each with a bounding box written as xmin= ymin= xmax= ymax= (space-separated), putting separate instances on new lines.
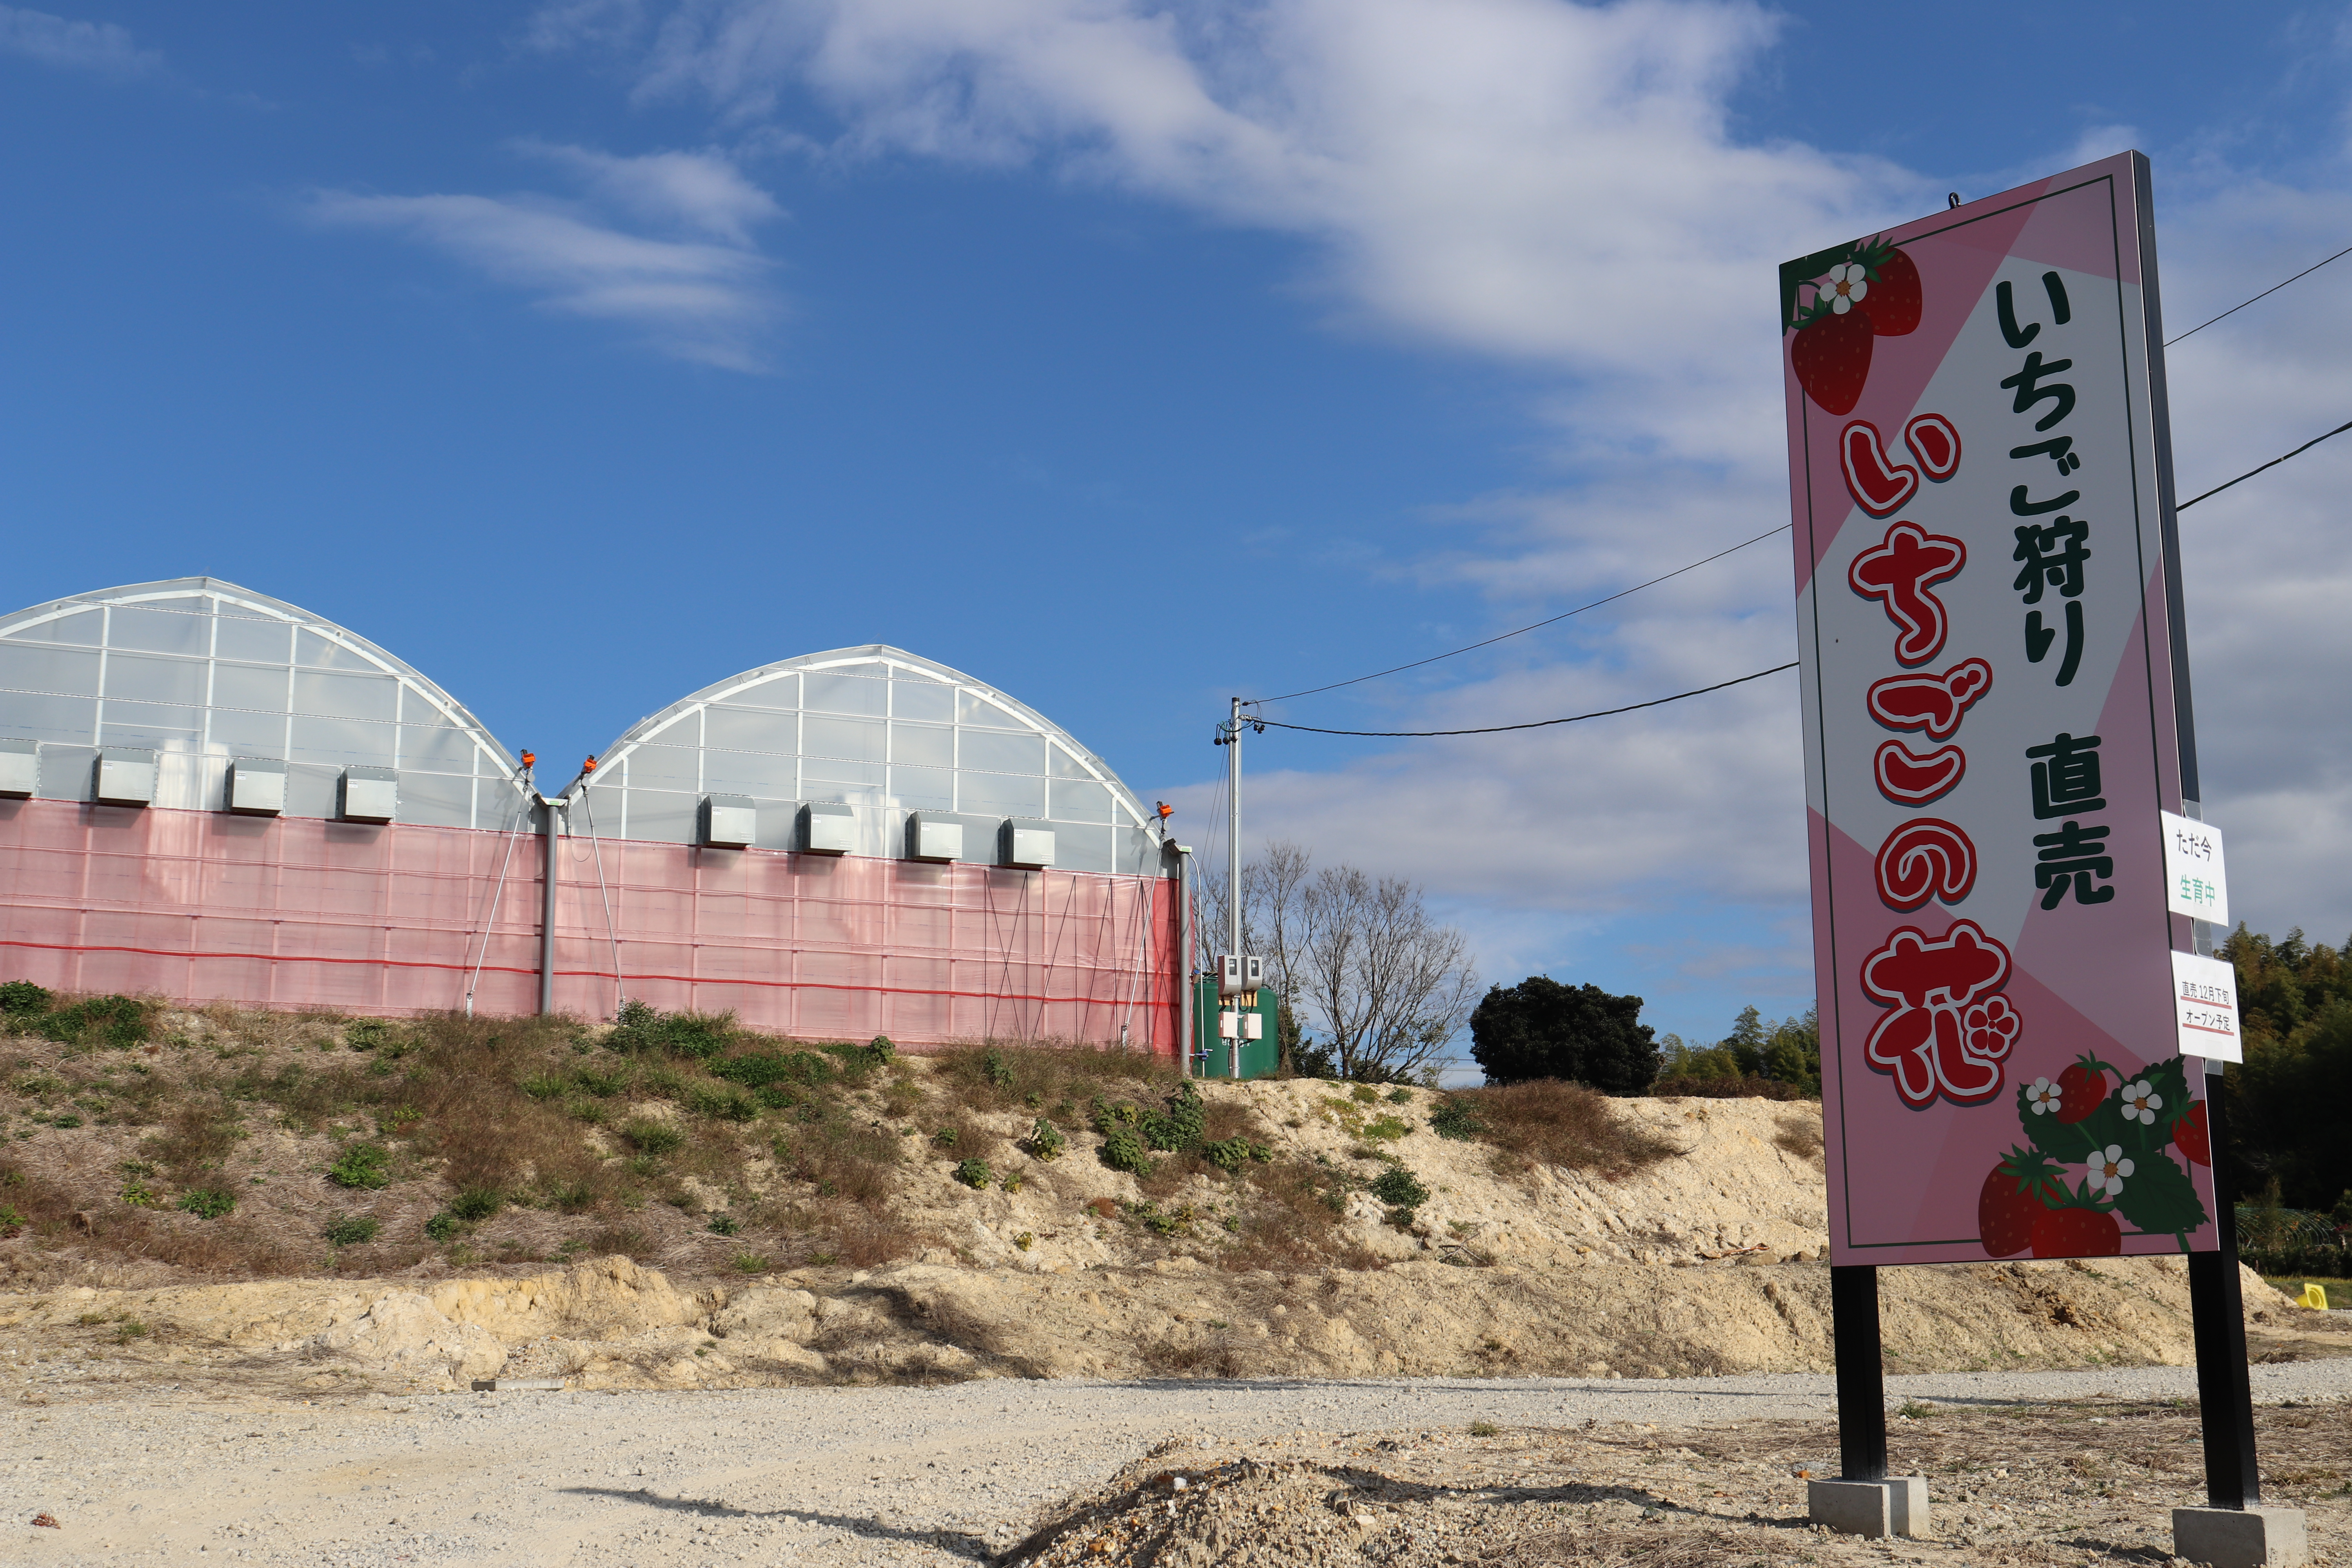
xmin=1784 ymin=152 xmax=2221 ymax=1264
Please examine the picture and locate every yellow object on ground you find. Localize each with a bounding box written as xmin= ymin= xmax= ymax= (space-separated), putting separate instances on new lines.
xmin=2296 ymin=1283 xmax=2329 ymax=1310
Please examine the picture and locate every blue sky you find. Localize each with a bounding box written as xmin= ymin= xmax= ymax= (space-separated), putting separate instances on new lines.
xmin=7 ymin=1 xmax=2352 ymax=1056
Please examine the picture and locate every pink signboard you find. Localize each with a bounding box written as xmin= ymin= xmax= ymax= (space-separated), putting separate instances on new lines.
xmin=1783 ymin=151 xmax=2221 ymax=1265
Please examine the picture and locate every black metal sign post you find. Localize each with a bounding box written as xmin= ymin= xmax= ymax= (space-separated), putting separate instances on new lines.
xmin=2141 ymin=154 xmax=2304 ymax=1568
xmin=2185 ymin=1076 xmax=2259 ymax=1509
xmin=1831 ymin=1265 xmax=1886 ymax=1483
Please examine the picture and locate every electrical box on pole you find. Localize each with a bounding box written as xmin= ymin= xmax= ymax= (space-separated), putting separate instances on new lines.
xmin=1193 ymin=978 xmax=1276 ymax=1079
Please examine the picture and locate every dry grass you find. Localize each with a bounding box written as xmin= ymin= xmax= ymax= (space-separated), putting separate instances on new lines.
xmin=1448 ymin=1079 xmax=1679 ymax=1178
xmin=0 ymin=989 xmax=941 ymax=1283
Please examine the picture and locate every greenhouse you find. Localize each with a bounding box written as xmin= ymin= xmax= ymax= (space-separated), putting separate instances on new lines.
xmin=0 ymin=578 xmax=1181 ymax=1051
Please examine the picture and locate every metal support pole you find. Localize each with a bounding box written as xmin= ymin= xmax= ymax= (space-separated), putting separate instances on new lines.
xmin=2132 ymin=150 xmax=2263 ymax=1515
xmin=539 ymin=795 xmax=559 ymax=1016
xmin=1227 ymin=696 xmax=1243 ymax=1081
xmin=1174 ymin=844 xmax=1195 ymax=1079
xmin=1830 ymin=1264 xmax=1888 ymax=1482
xmin=2189 ymin=1067 xmax=2261 ymax=1507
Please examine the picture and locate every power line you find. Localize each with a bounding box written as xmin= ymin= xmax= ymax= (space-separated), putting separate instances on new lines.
xmin=1249 ymin=661 xmax=1797 ymax=738
xmin=1246 ymin=523 xmax=1791 ymax=706
xmin=2177 ymin=417 xmax=2352 ymax=510
xmin=2166 ymin=240 xmax=2352 ymax=347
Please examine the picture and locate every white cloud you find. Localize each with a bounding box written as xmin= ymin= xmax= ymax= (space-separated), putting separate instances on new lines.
xmin=0 ymin=4 xmax=159 ymax=76
xmin=554 ymin=0 xmax=2352 ymax=951
xmin=307 ymin=146 xmax=783 ymax=370
xmin=515 ymin=139 xmax=784 ymax=243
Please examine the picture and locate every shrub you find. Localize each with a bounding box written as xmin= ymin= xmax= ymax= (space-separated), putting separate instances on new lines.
xmin=176 ymin=1186 xmax=235 ymax=1220
xmin=1199 ymin=1136 xmax=1269 ymax=1173
xmin=448 ymin=1186 xmax=503 ymax=1221
xmin=707 ymin=1213 xmax=740 ymax=1236
xmin=622 ymin=1120 xmax=686 ymax=1157
xmin=731 ymin=1251 xmax=770 ymax=1274
xmin=606 ymin=1002 xmax=735 ymax=1059
xmin=984 ymin=1048 xmax=1015 ymax=1089
xmin=344 ymin=1018 xmax=394 ymax=1052
xmin=707 ymin=1051 xmax=835 ymax=1090
xmin=686 ymin=1083 xmax=758 ymax=1122
xmin=1098 ymin=1123 xmax=1151 ymax=1177
xmin=953 ymin=1158 xmax=993 ymax=1189
xmin=520 ymin=1071 xmax=567 ymax=1101
xmin=324 ymin=1215 xmax=381 ymax=1247
xmin=1651 ymin=1073 xmax=1806 ymax=1102
xmin=572 ymin=1065 xmax=631 ymax=1097
xmin=0 ymin=980 xmax=51 ymax=1016
xmin=866 ymin=1035 xmax=895 ymax=1062
xmin=1370 ymin=1166 xmax=1430 ymax=1210
xmin=423 ymin=1211 xmax=459 ymax=1241
xmin=1027 ymin=1118 xmax=1067 ymax=1161
xmin=1427 ymin=1099 xmax=1488 ymax=1141
xmin=327 ymin=1142 xmax=393 ymax=1191
xmin=40 ymin=995 xmax=152 ymax=1051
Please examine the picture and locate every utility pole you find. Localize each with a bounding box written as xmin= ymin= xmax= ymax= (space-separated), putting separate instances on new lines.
xmin=1227 ymin=696 xmax=1243 ymax=971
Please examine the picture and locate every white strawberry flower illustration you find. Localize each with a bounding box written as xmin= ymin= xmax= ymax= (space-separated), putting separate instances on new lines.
xmin=2025 ymin=1077 xmax=2061 ymax=1116
xmin=2121 ymin=1079 xmax=2163 ymax=1125
xmin=2085 ymin=1145 xmax=2134 ymax=1198
xmin=1825 ymin=262 xmax=1870 ymax=314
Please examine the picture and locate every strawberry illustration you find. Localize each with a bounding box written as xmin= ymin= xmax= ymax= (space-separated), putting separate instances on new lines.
xmin=2031 ymin=1202 xmax=2122 ymax=1258
xmin=1980 ymin=1147 xmax=2065 ymax=1257
xmin=2054 ymin=1053 xmax=2114 ymax=1124
xmin=1857 ymin=245 xmax=1923 ymax=336
xmin=2172 ymin=1100 xmax=2210 ymax=1166
xmin=1791 ymin=311 xmax=1875 ymax=415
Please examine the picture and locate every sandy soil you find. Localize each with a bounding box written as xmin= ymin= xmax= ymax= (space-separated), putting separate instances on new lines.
xmin=3 ymin=1362 xmax=2347 ymax=1566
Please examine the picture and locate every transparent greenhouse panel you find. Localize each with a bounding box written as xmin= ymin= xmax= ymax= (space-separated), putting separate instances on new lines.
xmin=212 ymin=615 xmax=292 ymax=664
xmin=704 ymin=749 xmax=797 ymax=798
xmin=294 ymin=669 xmax=399 ymax=723
xmin=107 ymin=604 xmax=210 ymax=655
xmin=291 ymin=715 xmax=398 ymax=769
xmin=7 ymin=609 xmax=102 ymax=646
xmin=209 ymin=709 xmax=290 ymax=758
xmin=104 ymin=653 xmax=208 ymax=706
xmin=1051 ymin=777 xmax=1112 ymax=824
xmin=890 ymin=678 xmax=954 ymax=723
xmin=2 ymin=694 xmax=95 ymax=744
xmin=889 ymin=721 xmax=955 ymax=769
xmin=0 ymin=644 xmax=100 ymax=697
xmin=211 ymin=662 xmax=293 ymax=713
xmin=804 ymin=669 xmax=889 ymax=717
xmin=294 ymin=629 xmax=381 ymax=672
xmin=959 ymin=729 xmax=1045 ymax=777
xmin=803 ymin=715 xmax=886 ymax=763
xmin=960 ymin=773 xmax=1045 ymax=818
xmin=721 ymin=671 xmax=799 ymax=710
xmin=702 ymin=704 xmax=795 ymax=755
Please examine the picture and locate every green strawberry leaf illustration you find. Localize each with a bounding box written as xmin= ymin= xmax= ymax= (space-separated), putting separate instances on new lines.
xmin=2017 ymin=1078 xmax=2099 ymax=1163
xmin=2111 ymin=1148 xmax=2208 ymax=1240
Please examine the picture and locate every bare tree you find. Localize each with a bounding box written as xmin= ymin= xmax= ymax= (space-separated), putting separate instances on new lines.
xmin=1194 ymin=839 xmax=1312 ymax=1004
xmin=1294 ymin=864 xmax=1479 ymax=1082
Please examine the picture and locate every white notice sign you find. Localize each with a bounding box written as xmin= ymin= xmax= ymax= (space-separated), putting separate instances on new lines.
xmin=2160 ymin=811 xmax=2228 ymax=925
xmin=2170 ymin=949 xmax=2242 ymax=1063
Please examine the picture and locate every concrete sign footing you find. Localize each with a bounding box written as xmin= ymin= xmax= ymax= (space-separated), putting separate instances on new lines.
xmin=2173 ymin=1506 xmax=2309 ymax=1568
xmin=1808 ymin=1476 xmax=1929 ymax=1538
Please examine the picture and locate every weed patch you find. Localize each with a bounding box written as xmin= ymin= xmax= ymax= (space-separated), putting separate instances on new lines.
xmin=327 ymin=1143 xmax=393 ymax=1190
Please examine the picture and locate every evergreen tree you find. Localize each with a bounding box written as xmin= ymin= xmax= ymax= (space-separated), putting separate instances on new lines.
xmin=1468 ymin=976 xmax=1657 ymax=1095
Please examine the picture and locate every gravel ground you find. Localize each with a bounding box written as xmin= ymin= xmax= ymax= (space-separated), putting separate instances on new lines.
xmin=4 ymin=1359 xmax=2349 ymax=1566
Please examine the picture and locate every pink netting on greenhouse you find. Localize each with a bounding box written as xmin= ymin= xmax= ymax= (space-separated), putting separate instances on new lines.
xmin=0 ymin=799 xmax=1180 ymax=1052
